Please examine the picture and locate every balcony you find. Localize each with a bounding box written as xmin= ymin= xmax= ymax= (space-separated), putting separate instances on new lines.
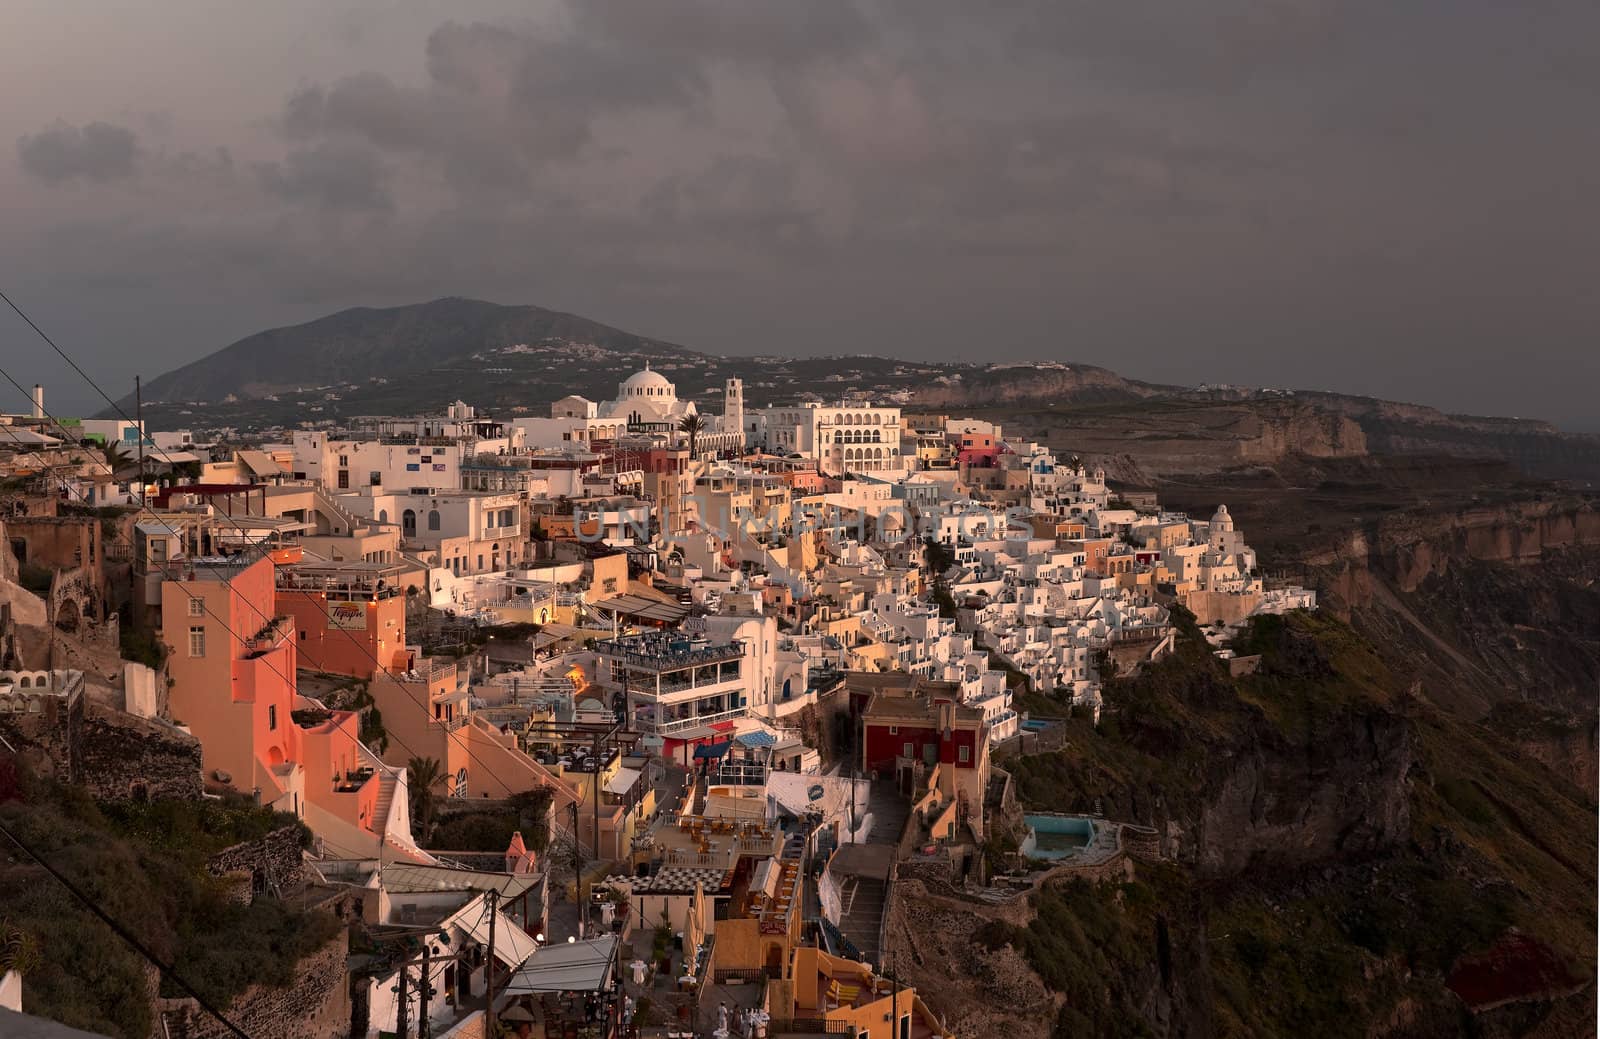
xmin=642 ymin=704 xmax=748 ymax=735
xmin=594 ymin=635 xmax=746 ymax=671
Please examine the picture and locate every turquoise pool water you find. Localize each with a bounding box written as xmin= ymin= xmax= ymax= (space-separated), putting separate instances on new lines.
xmin=1020 ymin=814 xmax=1096 ymax=860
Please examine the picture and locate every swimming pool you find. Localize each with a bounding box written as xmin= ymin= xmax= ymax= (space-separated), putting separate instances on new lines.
xmin=1019 ymin=814 xmax=1096 ymax=860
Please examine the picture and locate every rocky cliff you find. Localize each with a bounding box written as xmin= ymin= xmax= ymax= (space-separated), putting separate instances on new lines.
xmin=910 ymin=364 xmax=1162 ymax=408
xmin=973 ymin=610 xmax=1596 ymax=1038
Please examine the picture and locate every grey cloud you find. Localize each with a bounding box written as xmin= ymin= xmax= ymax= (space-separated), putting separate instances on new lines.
xmin=256 ymin=143 xmax=393 ymax=212
xmin=7 ymin=0 xmax=1598 ymax=430
xmin=17 ymin=120 xmax=140 ymax=183
xmin=283 ymin=18 xmax=706 ymax=192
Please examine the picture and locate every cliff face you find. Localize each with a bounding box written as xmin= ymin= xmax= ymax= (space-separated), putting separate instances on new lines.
xmin=995 ymin=610 xmax=1595 ymax=1039
xmin=909 ymin=364 xmax=1158 ymax=408
xmin=1184 ymin=703 xmax=1411 ymax=878
xmin=1309 ymin=501 xmax=1600 ymax=596
xmin=1020 ymin=398 xmax=1369 ymax=480
xmin=1233 ymin=402 xmax=1368 ymax=463
xmin=1303 ymin=501 xmax=1600 ymax=733
xmin=1297 ymin=391 xmax=1600 ymax=482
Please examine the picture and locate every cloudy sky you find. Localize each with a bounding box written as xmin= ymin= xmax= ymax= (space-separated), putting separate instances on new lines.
xmin=3 ymin=1 xmax=1596 ymax=428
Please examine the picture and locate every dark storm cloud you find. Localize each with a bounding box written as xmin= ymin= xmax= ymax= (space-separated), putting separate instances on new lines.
xmin=255 ymin=142 xmax=393 ymax=212
xmin=17 ymin=120 xmax=139 ymax=183
xmin=282 ymin=18 xmax=707 ymax=192
xmin=7 ymin=0 xmax=1598 ymax=428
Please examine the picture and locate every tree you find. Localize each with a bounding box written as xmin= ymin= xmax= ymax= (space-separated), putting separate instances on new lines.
xmin=407 ymin=756 xmax=442 ymax=841
xmin=678 ymin=413 xmax=706 ymax=459
xmin=99 ymin=440 xmax=132 ymax=473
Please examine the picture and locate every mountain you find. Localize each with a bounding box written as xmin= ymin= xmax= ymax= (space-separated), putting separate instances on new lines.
xmin=113 ymin=297 xmax=702 ymax=412
xmin=119 ymin=297 xmax=1600 ymax=483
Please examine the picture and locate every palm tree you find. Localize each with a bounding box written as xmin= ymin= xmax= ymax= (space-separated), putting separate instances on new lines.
xmin=407 ymin=756 xmax=442 ymax=840
xmin=100 ymin=440 xmax=132 ymax=473
xmin=678 ymin=413 xmax=706 ymax=460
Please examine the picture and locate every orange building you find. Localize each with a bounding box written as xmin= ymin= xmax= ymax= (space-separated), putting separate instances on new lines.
xmin=162 ymin=554 xmax=408 ymax=846
xmin=276 ymin=561 xmax=408 ymax=679
xmin=788 ymin=948 xmax=950 ymax=1039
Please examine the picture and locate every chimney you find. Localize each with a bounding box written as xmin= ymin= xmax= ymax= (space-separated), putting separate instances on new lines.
xmin=31 ymin=384 xmax=44 ymax=420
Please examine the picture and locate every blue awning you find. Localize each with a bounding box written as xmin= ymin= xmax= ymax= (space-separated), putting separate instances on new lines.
xmin=692 ymin=740 xmax=733 ymax=760
xmin=735 ymin=731 xmax=777 ymax=748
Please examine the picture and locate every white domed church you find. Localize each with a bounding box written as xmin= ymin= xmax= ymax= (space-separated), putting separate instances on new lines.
xmin=544 ymin=364 xmax=746 ymax=457
xmin=607 ymin=365 xmax=697 ymax=426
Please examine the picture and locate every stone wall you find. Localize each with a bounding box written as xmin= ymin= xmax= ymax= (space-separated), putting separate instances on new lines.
xmin=151 ymin=929 xmax=350 ymax=1039
xmin=78 ymin=705 xmax=203 ymax=801
xmin=0 ymin=670 xmax=83 ymax=784
xmin=207 ymin=825 xmax=306 ymax=893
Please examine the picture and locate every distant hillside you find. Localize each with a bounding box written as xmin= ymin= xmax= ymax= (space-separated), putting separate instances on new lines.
xmin=118 ymin=296 xmax=1600 ymax=483
xmin=112 ymin=297 xmax=701 ymax=411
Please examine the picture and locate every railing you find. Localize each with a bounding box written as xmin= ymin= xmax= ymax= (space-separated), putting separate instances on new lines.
xmin=770 ymin=1018 xmax=854 ymax=1035
xmin=645 ymin=705 xmax=747 ymax=735
xmin=593 ymin=638 xmax=746 ymax=669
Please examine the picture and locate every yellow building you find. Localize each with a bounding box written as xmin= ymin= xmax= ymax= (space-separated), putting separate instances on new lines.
xmin=786 ymin=948 xmax=951 ymax=1039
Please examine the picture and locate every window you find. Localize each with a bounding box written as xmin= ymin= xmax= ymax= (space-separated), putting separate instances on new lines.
xmin=187 ymin=596 xmax=205 ymax=617
xmin=888 ymin=725 xmax=898 ymax=735
xmin=902 ymin=741 xmax=913 ymax=759
xmin=188 ymin=626 xmax=206 ymax=658
xmin=299 ymin=629 xmax=306 ymax=640
xmin=958 ymin=745 xmax=970 ymax=764
xmin=268 ymin=705 xmax=277 ymax=731
xmin=427 ymin=510 xmax=440 ymax=531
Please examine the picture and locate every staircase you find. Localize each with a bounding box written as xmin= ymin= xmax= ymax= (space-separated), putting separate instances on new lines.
xmin=372 ymin=772 xmax=398 ymax=833
xmin=836 ymin=875 xmax=886 ymax=966
xmin=309 ymin=484 xmax=366 ymax=535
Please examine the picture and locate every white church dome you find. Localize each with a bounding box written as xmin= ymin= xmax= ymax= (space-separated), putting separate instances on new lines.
xmin=619 ymin=365 xmax=675 ymax=398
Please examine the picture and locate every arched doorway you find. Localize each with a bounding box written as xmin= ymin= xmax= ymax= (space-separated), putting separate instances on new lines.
xmin=402 ymin=509 xmax=417 ymax=538
xmin=54 ymin=598 xmax=81 ymax=633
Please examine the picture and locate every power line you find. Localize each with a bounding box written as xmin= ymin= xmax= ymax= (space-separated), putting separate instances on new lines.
xmin=0 ymin=362 xmax=567 ymax=839
xmin=0 ymin=287 xmax=571 ymax=793
xmin=0 ymin=295 xmax=586 ymax=846
xmin=0 ymin=414 xmax=445 ymax=799
xmin=0 ymin=816 xmax=255 ymax=1039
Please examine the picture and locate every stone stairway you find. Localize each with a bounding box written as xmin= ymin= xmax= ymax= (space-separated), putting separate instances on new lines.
xmin=837 ymin=875 xmax=886 ymax=966
xmin=372 ymin=772 xmax=398 ymax=832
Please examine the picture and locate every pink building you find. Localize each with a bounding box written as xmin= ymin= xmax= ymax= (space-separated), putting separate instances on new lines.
xmin=162 ymin=555 xmax=391 ymax=840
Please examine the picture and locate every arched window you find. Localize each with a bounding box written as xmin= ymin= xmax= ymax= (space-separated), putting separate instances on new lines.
xmin=378 ymin=509 xmax=388 ymax=523
xmin=834 ymin=413 xmax=844 ymax=426
xmin=873 ymin=430 xmax=882 ymax=442
xmin=427 ymin=510 xmax=440 ymax=531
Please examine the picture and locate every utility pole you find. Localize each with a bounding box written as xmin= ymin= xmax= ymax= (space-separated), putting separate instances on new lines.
xmin=396 ymin=957 xmax=409 ymax=1039
xmin=485 ymin=890 xmax=500 ymax=1038
xmin=418 ymin=941 xmax=431 ymax=1039
xmin=890 ymin=958 xmax=898 ymax=1039
xmin=134 ymin=375 xmax=144 ymax=506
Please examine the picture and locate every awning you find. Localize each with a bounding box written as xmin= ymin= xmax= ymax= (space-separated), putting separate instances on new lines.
xmin=603 ymin=767 xmax=641 ymax=795
xmin=457 ymin=905 xmax=540 ymax=970
xmin=692 ymin=740 xmax=733 ymax=760
xmin=237 ymin=449 xmax=286 ymax=477
xmin=500 ymin=935 xmax=619 ymax=995
xmin=751 ymin=858 xmax=780 ymax=901
xmin=380 ymin=863 xmax=542 ymax=900
xmin=589 ymin=593 xmax=688 ymax=624
xmin=735 ymin=730 xmax=777 ymax=749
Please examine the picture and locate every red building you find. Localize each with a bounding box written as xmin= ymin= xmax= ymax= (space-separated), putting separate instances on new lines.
xmin=859 ymin=684 xmax=990 ymax=833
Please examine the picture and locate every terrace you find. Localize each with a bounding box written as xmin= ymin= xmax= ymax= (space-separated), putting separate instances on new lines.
xmin=593 ymin=632 xmax=746 ymax=671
